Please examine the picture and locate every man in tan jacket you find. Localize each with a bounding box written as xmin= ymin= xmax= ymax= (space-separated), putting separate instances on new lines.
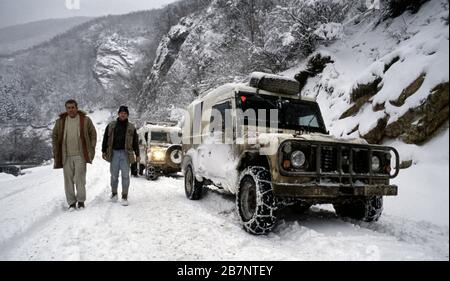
xmin=52 ymin=100 xmax=97 ymax=211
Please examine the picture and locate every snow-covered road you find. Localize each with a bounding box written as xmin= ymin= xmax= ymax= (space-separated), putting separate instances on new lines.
xmin=0 ymin=111 xmax=448 ymax=261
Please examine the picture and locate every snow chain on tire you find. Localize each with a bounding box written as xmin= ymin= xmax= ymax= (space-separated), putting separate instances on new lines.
xmin=334 ymin=196 xmax=383 ymax=222
xmin=237 ymin=166 xmax=278 ymax=235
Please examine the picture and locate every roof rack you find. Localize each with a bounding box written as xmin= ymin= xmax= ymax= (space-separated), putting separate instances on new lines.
xmin=146 ymin=121 xmax=178 ymax=127
xmin=248 ymin=72 xmax=301 ymax=96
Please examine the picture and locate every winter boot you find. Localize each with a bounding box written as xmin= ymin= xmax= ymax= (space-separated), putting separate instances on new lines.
xmin=111 ymin=193 xmax=118 ymax=202
xmin=121 ymin=194 xmax=129 ymax=206
xmin=77 ymin=202 xmax=85 ymax=210
xmin=68 ymin=203 xmax=77 ymax=212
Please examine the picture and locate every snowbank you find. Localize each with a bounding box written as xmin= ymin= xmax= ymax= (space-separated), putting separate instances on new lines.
xmin=385 ymin=126 xmax=449 ymax=226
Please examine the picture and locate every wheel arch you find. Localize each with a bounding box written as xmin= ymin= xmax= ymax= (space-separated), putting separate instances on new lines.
xmin=237 ymin=152 xmax=272 ymax=175
xmin=182 ymin=154 xmax=193 ymax=173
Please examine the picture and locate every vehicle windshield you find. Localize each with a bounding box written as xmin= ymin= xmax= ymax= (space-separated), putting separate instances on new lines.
xmin=151 ymin=131 xmax=169 ymax=143
xmin=236 ymin=93 xmax=327 ymax=133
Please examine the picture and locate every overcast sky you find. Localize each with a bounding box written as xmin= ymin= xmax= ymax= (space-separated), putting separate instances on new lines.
xmin=0 ymin=0 xmax=178 ymax=28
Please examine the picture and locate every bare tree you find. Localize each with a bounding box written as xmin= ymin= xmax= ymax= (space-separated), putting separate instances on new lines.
xmin=227 ymin=0 xmax=274 ymax=43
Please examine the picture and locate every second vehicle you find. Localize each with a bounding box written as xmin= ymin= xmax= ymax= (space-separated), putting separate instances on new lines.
xmin=138 ymin=122 xmax=183 ymax=181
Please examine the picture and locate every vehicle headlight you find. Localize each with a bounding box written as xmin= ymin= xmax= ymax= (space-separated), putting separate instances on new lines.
xmin=148 ymin=147 xmax=166 ymax=162
xmin=372 ymin=155 xmax=381 ymax=172
xmin=291 ymin=150 xmax=306 ymax=169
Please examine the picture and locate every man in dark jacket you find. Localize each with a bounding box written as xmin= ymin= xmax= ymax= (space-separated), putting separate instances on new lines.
xmin=101 ymin=106 xmax=140 ymax=206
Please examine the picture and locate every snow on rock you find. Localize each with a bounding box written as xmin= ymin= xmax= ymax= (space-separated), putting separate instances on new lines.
xmin=147 ymin=18 xmax=194 ymax=82
xmin=286 ymin=0 xmax=449 ymax=145
xmin=281 ymin=32 xmax=296 ymax=47
xmin=94 ymin=33 xmax=143 ymax=90
xmin=314 ymin=22 xmax=344 ymax=41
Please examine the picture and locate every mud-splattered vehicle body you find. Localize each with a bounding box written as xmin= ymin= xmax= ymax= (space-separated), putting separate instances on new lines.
xmin=182 ymin=73 xmax=400 ymax=235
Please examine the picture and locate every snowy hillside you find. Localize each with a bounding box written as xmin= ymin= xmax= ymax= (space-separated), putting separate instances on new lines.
xmin=0 ymin=0 xmax=214 ymax=128
xmin=0 ymin=2 xmax=210 ymax=163
xmin=0 ymin=11 xmax=161 ymax=126
xmin=290 ymin=0 xmax=449 ymax=145
xmin=0 ymin=111 xmax=447 ymax=261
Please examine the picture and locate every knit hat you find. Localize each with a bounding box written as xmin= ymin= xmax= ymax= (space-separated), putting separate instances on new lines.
xmin=118 ymin=106 xmax=129 ymax=115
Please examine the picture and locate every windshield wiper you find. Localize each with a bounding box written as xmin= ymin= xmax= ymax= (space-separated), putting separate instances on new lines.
xmin=306 ymin=115 xmax=316 ymax=128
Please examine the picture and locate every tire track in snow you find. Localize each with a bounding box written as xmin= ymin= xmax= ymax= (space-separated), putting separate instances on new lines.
xmin=347 ymin=215 xmax=449 ymax=258
xmin=0 ymin=202 xmax=64 ymax=259
xmin=0 ymin=186 xmax=31 ymax=201
xmin=0 ymin=171 xmax=59 ymax=201
xmin=2 ymin=174 xmax=448 ymax=260
xmin=0 ymin=168 xmax=115 ymax=260
xmin=0 ymin=145 xmax=110 ymax=259
xmin=272 ymin=206 xmax=449 ymax=259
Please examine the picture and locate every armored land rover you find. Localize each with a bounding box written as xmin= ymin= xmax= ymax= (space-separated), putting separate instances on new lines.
xmin=138 ymin=122 xmax=183 ymax=181
xmin=181 ymin=72 xmax=400 ymax=235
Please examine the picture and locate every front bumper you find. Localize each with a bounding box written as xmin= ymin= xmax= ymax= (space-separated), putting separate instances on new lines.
xmin=147 ymin=163 xmax=181 ymax=174
xmin=273 ymin=183 xmax=398 ymax=198
xmin=273 ymin=140 xmax=400 ymax=198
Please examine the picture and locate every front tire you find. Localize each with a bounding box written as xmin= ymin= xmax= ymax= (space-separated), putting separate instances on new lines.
xmin=333 ymin=196 xmax=383 ymax=222
xmin=237 ymin=167 xmax=278 ymax=235
xmin=184 ymin=164 xmax=204 ymax=200
xmin=146 ymin=166 xmax=159 ymax=181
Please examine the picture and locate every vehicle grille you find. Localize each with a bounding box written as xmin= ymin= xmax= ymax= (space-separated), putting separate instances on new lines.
xmin=280 ymin=141 xmax=394 ymax=179
xmin=319 ymin=146 xmax=370 ymax=174
xmin=321 ymin=146 xmax=337 ymax=172
xmin=279 ymin=141 xmax=399 ymax=186
xmin=353 ymin=150 xmax=369 ymax=174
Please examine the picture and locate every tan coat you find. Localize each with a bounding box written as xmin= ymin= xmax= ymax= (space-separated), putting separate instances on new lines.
xmin=52 ymin=111 xmax=97 ymax=169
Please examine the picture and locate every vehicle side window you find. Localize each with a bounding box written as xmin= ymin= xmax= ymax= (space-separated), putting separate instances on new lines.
xmin=210 ymin=101 xmax=232 ymax=134
xmin=193 ymin=101 xmax=203 ymax=138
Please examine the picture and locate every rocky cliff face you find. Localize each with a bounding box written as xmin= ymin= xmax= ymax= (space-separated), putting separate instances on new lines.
xmin=138 ymin=17 xmax=195 ymax=113
xmin=93 ymin=33 xmax=146 ymax=91
xmin=286 ymin=0 xmax=449 ymax=145
xmin=137 ymin=0 xmax=275 ymax=120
